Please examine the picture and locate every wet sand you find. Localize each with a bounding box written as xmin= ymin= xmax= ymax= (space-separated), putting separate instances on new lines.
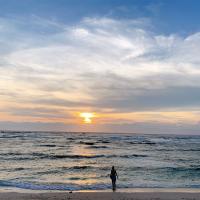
xmin=0 ymin=191 xmax=200 ymax=200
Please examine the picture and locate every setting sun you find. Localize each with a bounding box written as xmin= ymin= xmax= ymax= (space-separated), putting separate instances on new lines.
xmin=80 ymin=112 xmax=95 ymax=124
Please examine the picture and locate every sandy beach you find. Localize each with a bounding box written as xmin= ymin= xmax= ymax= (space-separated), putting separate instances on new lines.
xmin=0 ymin=191 xmax=200 ymax=200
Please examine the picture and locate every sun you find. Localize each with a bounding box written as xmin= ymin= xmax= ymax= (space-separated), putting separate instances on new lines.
xmin=80 ymin=112 xmax=95 ymax=124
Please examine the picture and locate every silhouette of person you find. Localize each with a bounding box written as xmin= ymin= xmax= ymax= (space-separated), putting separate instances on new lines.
xmin=110 ymin=166 xmax=118 ymax=191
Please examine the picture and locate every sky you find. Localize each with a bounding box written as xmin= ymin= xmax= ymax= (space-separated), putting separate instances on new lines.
xmin=0 ymin=0 xmax=200 ymax=134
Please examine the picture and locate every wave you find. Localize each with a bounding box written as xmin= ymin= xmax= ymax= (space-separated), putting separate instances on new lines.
xmin=14 ymin=167 xmax=25 ymax=171
xmin=133 ymin=166 xmax=200 ymax=171
xmin=1 ymin=180 xmax=200 ymax=191
xmin=52 ymin=154 xmax=104 ymax=159
xmin=154 ymin=148 xmax=200 ymax=152
xmin=49 ymin=154 xmax=148 ymax=159
xmin=182 ymin=149 xmax=200 ymax=151
xmin=66 ymin=137 xmax=75 ymax=140
xmin=61 ymin=165 xmax=112 ymax=171
xmin=0 ymin=167 xmax=26 ymax=172
xmin=70 ymin=166 xmax=92 ymax=170
xmin=97 ymin=140 xmax=110 ymax=144
xmin=0 ymin=152 xmax=24 ymax=156
xmin=39 ymin=144 xmax=57 ymax=147
xmin=128 ymin=141 xmax=156 ymax=145
xmin=0 ymin=151 xmax=148 ymax=160
xmin=0 ymin=154 xmax=104 ymax=160
xmin=87 ymin=145 xmax=108 ymax=149
xmin=79 ymin=141 xmax=96 ymax=145
xmin=106 ymin=154 xmax=148 ymax=158
xmin=0 ymin=180 xmax=110 ymax=191
xmin=120 ymin=154 xmax=148 ymax=158
xmin=164 ymin=166 xmax=200 ymax=172
xmin=1 ymin=156 xmax=33 ymax=161
xmin=125 ymin=166 xmax=200 ymax=174
xmin=35 ymin=170 xmax=62 ymax=175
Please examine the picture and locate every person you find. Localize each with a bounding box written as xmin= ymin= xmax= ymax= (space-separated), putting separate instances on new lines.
xmin=110 ymin=166 xmax=118 ymax=191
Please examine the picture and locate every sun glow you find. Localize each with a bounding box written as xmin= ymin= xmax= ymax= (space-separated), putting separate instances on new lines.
xmin=80 ymin=112 xmax=95 ymax=124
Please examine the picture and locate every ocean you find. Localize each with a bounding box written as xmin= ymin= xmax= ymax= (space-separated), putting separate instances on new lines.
xmin=0 ymin=131 xmax=199 ymax=191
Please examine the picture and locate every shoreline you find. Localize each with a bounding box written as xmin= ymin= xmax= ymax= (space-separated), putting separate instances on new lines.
xmin=0 ymin=187 xmax=200 ymax=193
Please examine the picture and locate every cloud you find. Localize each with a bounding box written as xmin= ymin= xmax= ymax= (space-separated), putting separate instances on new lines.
xmin=80 ymin=72 xmax=200 ymax=111
xmin=0 ymin=15 xmax=200 ymax=132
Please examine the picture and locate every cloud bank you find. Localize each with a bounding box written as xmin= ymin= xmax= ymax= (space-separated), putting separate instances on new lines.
xmin=0 ymin=16 xmax=200 ymax=133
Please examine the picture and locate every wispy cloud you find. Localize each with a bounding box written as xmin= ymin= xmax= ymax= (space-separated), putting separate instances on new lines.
xmin=0 ymin=15 xmax=200 ymax=133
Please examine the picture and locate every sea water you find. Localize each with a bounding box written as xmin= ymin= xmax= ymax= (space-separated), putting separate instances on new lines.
xmin=0 ymin=131 xmax=199 ymax=191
